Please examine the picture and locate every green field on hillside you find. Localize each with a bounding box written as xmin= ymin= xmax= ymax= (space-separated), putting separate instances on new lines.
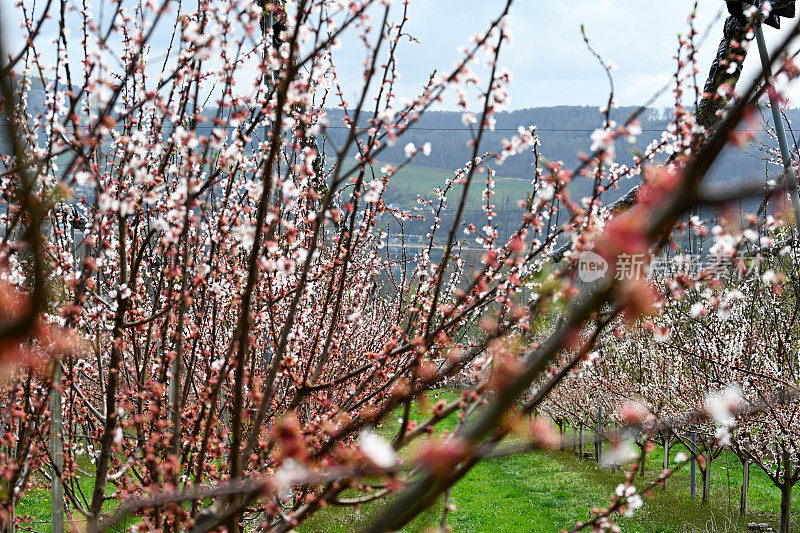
xmin=342 ymin=161 xmax=536 ymax=210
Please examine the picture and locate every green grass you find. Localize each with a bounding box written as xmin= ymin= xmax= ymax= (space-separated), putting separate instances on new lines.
xmin=15 ymin=484 xmax=52 ymax=531
xmin=15 ymin=464 xmax=131 ymax=533
xmin=300 ymin=391 xmax=800 ymax=532
xmin=344 ymin=161 xmax=534 ymax=210
xmin=17 ymin=391 xmax=799 ymax=532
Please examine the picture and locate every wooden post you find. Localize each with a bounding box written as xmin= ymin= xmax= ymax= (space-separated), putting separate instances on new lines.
xmin=690 ymin=431 xmax=697 ymax=498
xmin=740 ymin=459 xmax=750 ymax=516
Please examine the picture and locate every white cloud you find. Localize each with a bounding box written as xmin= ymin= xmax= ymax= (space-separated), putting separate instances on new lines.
xmin=5 ymin=0 xmax=800 ymax=109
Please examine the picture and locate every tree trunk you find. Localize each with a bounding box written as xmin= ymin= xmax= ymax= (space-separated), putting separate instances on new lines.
xmin=780 ymin=482 xmax=792 ymax=533
xmin=638 ymin=441 xmax=647 ymax=477
xmin=702 ymin=458 xmax=711 ymax=504
xmin=663 ymin=437 xmax=669 ymax=471
xmin=3 ymin=505 xmax=15 ymax=533
xmin=696 ymin=15 xmax=752 ymax=130
xmin=578 ymin=425 xmax=584 ymax=458
xmin=740 ymin=460 xmax=750 ymax=516
xmin=779 ymin=449 xmax=793 ymax=533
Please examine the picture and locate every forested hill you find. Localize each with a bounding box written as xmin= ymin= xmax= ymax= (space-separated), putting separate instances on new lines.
xmin=323 ymin=104 xmax=790 ymax=243
xmin=10 ymin=91 xmax=787 ymax=233
xmin=11 ymin=87 xmax=788 ymax=185
xmin=325 ymin=105 xmax=790 ymax=185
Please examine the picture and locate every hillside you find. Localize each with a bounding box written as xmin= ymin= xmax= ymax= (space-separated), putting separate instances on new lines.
xmin=325 ymin=105 xmax=787 ymax=184
xmin=332 ymin=105 xmax=783 ymax=241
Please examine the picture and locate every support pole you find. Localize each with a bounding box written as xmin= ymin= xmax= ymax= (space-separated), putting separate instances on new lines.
xmin=690 ymin=431 xmax=697 ymax=498
xmin=596 ymin=403 xmax=603 ymax=465
xmin=570 ymin=424 xmax=575 ymax=452
xmin=50 ymin=360 xmax=63 ymax=533
xmin=754 ymin=23 xmax=800 ymax=235
xmin=50 ymin=215 xmax=75 ymax=533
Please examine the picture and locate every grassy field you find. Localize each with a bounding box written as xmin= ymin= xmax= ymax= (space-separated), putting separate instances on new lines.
xmin=15 ymin=462 xmax=132 ymax=533
xmin=300 ymin=391 xmax=799 ymax=533
xmin=300 ymin=444 xmax=794 ymax=533
xmin=16 ymin=391 xmax=797 ymax=532
xmin=345 ymin=161 xmax=535 ymax=210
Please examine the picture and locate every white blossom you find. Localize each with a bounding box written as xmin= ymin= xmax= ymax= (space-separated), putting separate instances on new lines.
xmin=364 ymin=180 xmax=384 ymax=203
xmin=358 ymin=429 xmax=397 ymax=469
xmin=273 ymin=459 xmax=307 ymax=500
xmin=705 ymin=385 xmax=742 ymax=428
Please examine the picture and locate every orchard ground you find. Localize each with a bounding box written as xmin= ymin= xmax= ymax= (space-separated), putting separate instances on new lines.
xmin=17 ymin=391 xmax=797 ymax=532
xmin=299 ymin=391 xmax=799 ymax=532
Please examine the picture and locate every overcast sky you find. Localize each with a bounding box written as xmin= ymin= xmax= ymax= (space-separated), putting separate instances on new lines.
xmin=3 ymin=0 xmax=800 ymax=110
xmin=338 ymin=0 xmax=800 ymax=110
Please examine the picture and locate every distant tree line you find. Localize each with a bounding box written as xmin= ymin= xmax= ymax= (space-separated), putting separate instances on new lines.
xmin=325 ymin=105 xmax=789 ymax=186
